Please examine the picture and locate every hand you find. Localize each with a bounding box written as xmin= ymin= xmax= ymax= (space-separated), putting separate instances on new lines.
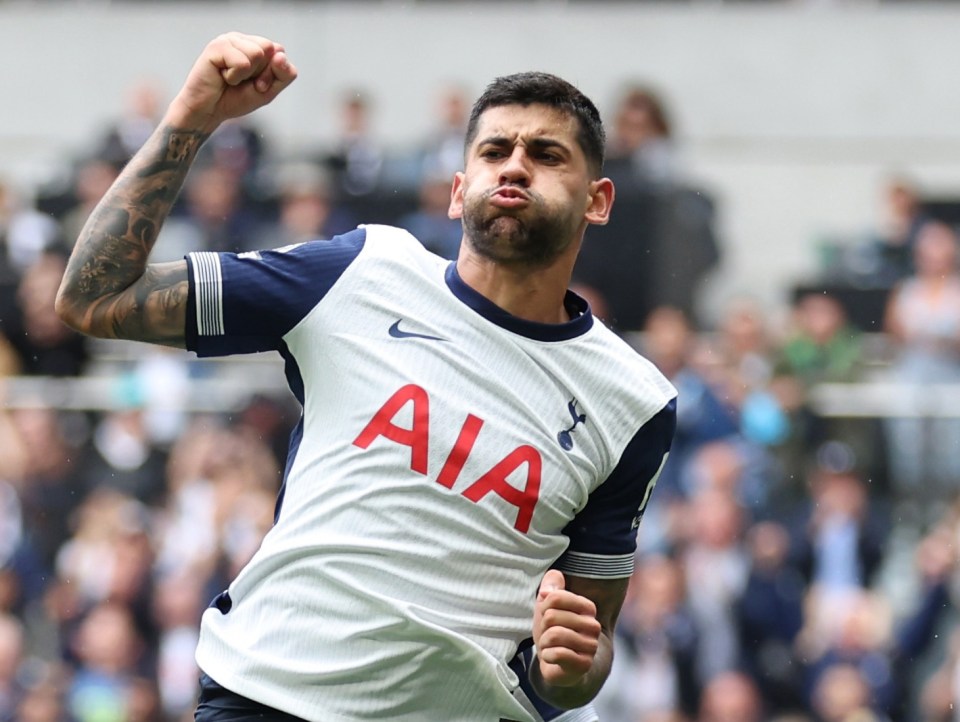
xmin=166 ymin=32 xmax=298 ymax=134
xmin=532 ymin=570 xmax=602 ymax=688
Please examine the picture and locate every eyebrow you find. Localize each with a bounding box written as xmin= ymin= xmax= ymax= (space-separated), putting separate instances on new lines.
xmin=478 ymin=135 xmax=571 ymax=155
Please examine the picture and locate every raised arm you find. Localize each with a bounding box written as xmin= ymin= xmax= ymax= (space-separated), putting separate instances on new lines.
xmin=530 ymin=570 xmax=629 ymax=709
xmin=55 ymin=32 xmax=298 ymax=347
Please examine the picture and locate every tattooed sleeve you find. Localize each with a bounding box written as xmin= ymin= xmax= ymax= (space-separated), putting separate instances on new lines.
xmin=57 ymin=126 xmax=209 ymax=347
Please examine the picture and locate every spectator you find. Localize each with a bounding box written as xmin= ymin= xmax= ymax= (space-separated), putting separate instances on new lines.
xmin=265 ymin=162 xmax=355 ymax=247
xmin=153 ymin=420 xmax=226 ymax=581
xmin=605 ymin=84 xmax=678 ymax=188
xmin=680 ymin=488 xmax=750 ymax=686
xmin=871 ymin=175 xmax=931 ymax=285
xmin=419 ymin=83 xmax=470 ymax=182
xmin=66 ymin=601 xmax=149 ymax=722
xmin=2 ymin=252 xmax=88 ymax=377
xmin=8 ymin=408 xmax=88 ymax=581
xmin=681 ymin=438 xmax=771 ymax=515
xmin=0 ymin=180 xmax=62 ymax=285
xmin=14 ymin=663 xmax=70 ymax=722
xmin=778 ymin=291 xmax=863 ymax=387
xmin=126 ymin=675 xmax=163 ymax=722
xmin=230 ymin=394 xmax=299 ymax=473
xmin=152 ymin=571 xmax=204 ymax=720
xmin=709 ymin=296 xmax=778 ymax=405
xmin=94 ymin=78 xmax=165 ymax=171
xmin=573 ymin=83 xmax=719 ymax=330
xmin=0 ymin=613 xmax=27 ymax=718
xmin=787 ymin=445 xmax=888 ymax=596
xmin=398 ymin=169 xmax=464 ymax=260
xmin=58 ymin=159 xmax=120 ymax=250
xmin=154 ymin=421 xmax=278 ymax=599
xmin=773 ymin=290 xmax=877 ymax=492
xmin=882 ymin=219 xmax=960 ymax=502
xmin=158 ymin=163 xmax=265 ymax=257
xmin=704 ymin=298 xmax=792 ymax=465
xmin=195 ymin=119 xmax=267 ymax=194
xmin=637 ymin=307 xmax=739 ymax=505
xmin=809 ymin=662 xmax=891 ymax=722
xmin=697 ymin=670 xmax=766 ymax=722
xmin=799 ymin=589 xmax=899 ymax=718
xmin=79 ymin=408 xmax=169 ymax=507
xmin=594 ymin=553 xmax=699 ymax=721
xmin=736 ymin=521 xmax=806 ymax=713
xmin=918 ymin=627 xmax=960 ymax=722
xmin=324 ymin=90 xmax=383 ymax=199
xmin=53 ymin=488 xmax=156 ymax=646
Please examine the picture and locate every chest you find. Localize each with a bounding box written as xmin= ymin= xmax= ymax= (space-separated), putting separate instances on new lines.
xmin=290 ymin=311 xmax=614 ymax=538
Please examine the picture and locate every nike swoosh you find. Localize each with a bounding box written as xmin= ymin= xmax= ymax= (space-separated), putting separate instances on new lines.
xmin=388 ymin=320 xmax=446 ymax=341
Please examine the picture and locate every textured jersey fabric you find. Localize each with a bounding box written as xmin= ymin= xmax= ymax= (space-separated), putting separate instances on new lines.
xmin=184 ymin=225 xmax=677 ymax=722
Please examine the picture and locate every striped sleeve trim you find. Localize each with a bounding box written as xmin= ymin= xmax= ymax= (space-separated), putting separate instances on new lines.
xmin=190 ymin=252 xmax=224 ymax=336
xmin=556 ymin=551 xmax=635 ymax=579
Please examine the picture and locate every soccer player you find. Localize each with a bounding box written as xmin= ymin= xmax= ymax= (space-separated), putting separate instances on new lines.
xmin=56 ymin=33 xmax=677 ymax=722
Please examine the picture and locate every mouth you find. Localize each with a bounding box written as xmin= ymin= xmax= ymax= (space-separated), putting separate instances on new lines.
xmin=489 ymin=186 xmax=530 ymax=209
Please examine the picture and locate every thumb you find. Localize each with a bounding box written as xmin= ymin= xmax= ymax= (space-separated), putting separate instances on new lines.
xmin=538 ymin=569 xmax=566 ymax=599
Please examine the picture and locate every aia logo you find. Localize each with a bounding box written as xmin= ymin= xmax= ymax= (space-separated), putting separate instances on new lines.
xmin=352 ymin=384 xmax=543 ymax=533
xmin=557 ymin=398 xmax=586 ymax=451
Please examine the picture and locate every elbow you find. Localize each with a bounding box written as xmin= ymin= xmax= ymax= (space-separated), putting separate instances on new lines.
xmin=54 ymin=285 xmax=89 ymax=336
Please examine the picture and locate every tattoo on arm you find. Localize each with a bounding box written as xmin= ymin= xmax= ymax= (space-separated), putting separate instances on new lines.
xmin=58 ymin=126 xmax=208 ymax=346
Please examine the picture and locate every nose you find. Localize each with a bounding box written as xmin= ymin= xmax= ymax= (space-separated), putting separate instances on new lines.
xmin=498 ymin=147 xmax=531 ymax=187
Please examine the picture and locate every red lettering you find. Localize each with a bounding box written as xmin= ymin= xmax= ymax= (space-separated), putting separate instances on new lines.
xmin=352 ymin=384 xmax=430 ymax=474
xmin=354 ymin=386 xmax=545 ymax=533
xmin=436 ymin=414 xmax=484 ymax=489
xmin=462 ymin=446 xmax=542 ymax=533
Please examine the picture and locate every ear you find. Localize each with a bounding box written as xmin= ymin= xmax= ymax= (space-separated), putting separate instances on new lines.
xmin=584 ymin=177 xmax=615 ymax=226
xmin=448 ymin=172 xmax=466 ymax=220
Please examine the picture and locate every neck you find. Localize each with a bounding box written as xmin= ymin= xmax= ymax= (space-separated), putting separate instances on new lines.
xmin=454 ymin=245 xmax=579 ymax=324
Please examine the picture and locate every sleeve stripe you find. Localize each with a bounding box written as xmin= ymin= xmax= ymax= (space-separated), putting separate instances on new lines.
xmin=556 ymin=551 xmax=635 ymax=579
xmin=190 ymin=252 xmax=224 ymax=336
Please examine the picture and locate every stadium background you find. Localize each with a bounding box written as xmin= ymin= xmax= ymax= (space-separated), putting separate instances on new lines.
xmin=5 ymin=1 xmax=960 ymax=315
xmin=2 ymin=1 xmax=960 ymax=721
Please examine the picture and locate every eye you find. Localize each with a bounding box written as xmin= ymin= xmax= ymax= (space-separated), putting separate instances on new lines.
xmin=481 ymin=148 xmax=506 ymax=160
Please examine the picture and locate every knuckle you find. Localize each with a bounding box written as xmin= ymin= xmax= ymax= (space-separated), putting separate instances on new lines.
xmin=541 ymin=608 xmax=561 ymax=627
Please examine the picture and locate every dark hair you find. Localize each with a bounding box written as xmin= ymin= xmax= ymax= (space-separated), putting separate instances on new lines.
xmin=464 ymin=72 xmax=606 ymax=177
xmin=618 ymin=85 xmax=672 ymax=139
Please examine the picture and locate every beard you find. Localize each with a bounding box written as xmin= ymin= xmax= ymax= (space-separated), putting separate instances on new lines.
xmin=461 ymin=187 xmax=580 ymax=268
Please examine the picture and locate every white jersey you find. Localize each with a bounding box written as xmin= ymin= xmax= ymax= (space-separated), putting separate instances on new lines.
xmin=185 ymin=225 xmax=677 ymax=722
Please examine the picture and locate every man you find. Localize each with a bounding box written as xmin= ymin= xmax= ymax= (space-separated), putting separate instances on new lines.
xmin=56 ymin=33 xmax=677 ymax=722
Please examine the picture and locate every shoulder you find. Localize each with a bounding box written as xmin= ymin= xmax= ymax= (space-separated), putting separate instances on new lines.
xmin=350 ymin=224 xmax=449 ymax=277
xmin=359 ymin=224 xmax=426 ymax=254
xmin=585 ymin=323 xmax=677 ymax=421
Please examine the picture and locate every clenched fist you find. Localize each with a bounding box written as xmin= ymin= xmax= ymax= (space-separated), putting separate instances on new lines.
xmin=532 ymin=569 xmax=602 ymax=688
xmin=166 ymin=32 xmax=298 ymax=135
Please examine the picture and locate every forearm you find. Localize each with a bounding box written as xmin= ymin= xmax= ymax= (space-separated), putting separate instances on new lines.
xmin=529 ymin=631 xmax=613 ymax=709
xmin=55 ymin=122 xmax=206 ymax=340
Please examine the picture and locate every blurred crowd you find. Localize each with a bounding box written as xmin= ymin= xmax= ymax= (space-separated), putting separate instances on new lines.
xmin=0 ymin=77 xmax=959 ymax=722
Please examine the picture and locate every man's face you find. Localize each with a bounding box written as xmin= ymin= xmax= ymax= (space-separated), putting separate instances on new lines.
xmin=449 ymin=103 xmax=603 ymax=268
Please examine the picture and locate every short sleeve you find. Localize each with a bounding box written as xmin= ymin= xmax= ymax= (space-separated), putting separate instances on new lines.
xmin=185 ymin=228 xmax=366 ymax=357
xmin=557 ymin=398 xmax=676 ymax=579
